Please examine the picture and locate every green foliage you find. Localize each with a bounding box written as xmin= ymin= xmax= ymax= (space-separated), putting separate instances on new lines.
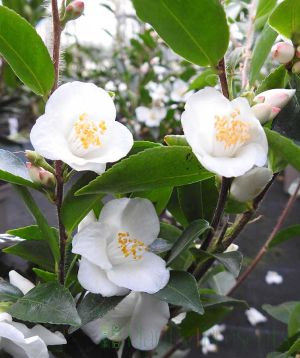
xmin=77 ymin=147 xmax=213 ymax=195
xmin=0 ymin=6 xmax=54 ymax=95
xmin=263 ymin=302 xmax=298 ymax=324
xmin=288 ymin=303 xmax=300 ymax=337
xmin=256 ymin=65 xmax=289 ymax=94
xmin=0 ymin=149 xmax=38 ymax=189
xmin=0 ymin=281 xmax=23 ymax=302
xmin=188 ymin=68 xmax=218 ymax=90
xmin=269 ymin=225 xmax=300 ymax=248
xmin=166 ymin=219 xmax=210 ymax=265
xmin=7 ymin=225 xmax=57 ymax=241
xmin=8 ymin=282 xmax=81 ymax=326
xmin=154 ymin=271 xmax=204 ymax=314
xmin=269 ymin=0 xmax=300 ymax=43
xmin=132 ymin=0 xmax=229 ymax=67
xmin=255 ymin=0 xmax=277 ymax=29
xmin=249 ymin=24 xmax=277 ymax=85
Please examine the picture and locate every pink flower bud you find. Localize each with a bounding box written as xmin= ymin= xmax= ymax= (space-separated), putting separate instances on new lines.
xmin=296 ymin=45 xmax=300 ymax=58
xmin=65 ymin=1 xmax=84 ymax=21
xmin=251 ymin=103 xmax=273 ymax=124
xmin=254 ymin=89 xmax=295 ymax=109
xmin=26 ymin=162 xmax=56 ymax=189
xmin=271 ymin=42 xmax=295 ymax=64
xmin=292 ymin=61 xmax=300 ymax=74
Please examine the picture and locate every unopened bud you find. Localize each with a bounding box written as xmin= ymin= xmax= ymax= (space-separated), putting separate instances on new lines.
xmin=292 ymin=61 xmax=300 ymax=74
xmin=25 ymin=150 xmax=55 ymax=174
xmin=64 ymin=1 xmax=84 ymax=22
xmin=271 ymin=42 xmax=295 ymax=64
xmin=296 ymin=45 xmax=300 ymax=58
xmin=254 ymin=89 xmax=295 ymax=110
xmin=26 ymin=162 xmax=56 ymax=189
xmin=230 ymin=167 xmax=273 ymax=202
xmin=251 ymin=103 xmax=273 ymax=124
xmin=225 ymin=244 xmax=239 ymax=253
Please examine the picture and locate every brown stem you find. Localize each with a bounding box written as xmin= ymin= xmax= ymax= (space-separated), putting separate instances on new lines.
xmin=51 ymin=0 xmax=62 ymax=92
xmin=228 ymin=179 xmax=300 ymax=296
xmin=217 ymin=58 xmax=230 ymax=99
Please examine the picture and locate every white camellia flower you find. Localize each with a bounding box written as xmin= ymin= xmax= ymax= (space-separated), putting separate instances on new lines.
xmin=230 ymin=167 xmax=273 ymax=202
xmin=82 ymin=292 xmax=170 ymax=350
xmin=245 ymin=308 xmax=267 ymax=326
xmin=135 ymin=106 xmax=167 ymax=127
xmin=181 ymin=87 xmax=268 ymax=177
xmin=30 ymin=82 xmax=133 ymax=173
xmin=72 ymin=198 xmax=170 ymax=296
xmin=0 ymin=271 xmax=66 ymax=358
xmin=170 ymin=79 xmax=192 ymax=102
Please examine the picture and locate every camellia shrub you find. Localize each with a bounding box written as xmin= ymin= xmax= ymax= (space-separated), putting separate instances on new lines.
xmin=0 ymin=0 xmax=300 ymax=357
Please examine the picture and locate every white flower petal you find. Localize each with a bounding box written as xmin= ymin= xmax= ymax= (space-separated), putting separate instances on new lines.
xmin=245 ymin=308 xmax=267 ymax=326
xmin=78 ymin=211 xmax=97 ymax=232
xmin=107 ymin=252 xmax=170 ymax=293
xmin=29 ymin=325 xmax=67 ymax=345
xmin=77 ymin=258 xmax=129 ymax=296
xmin=130 ymin=293 xmax=170 ymax=350
xmin=9 ymin=271 xmax=35 ymax=295
xmin=136 ymin=107 xmax=150 ymax=123
xmin=72 ymin=222 xmax=112 ymax=270
xmin=265 ymin=271 xmax=283 ymax=285
xmin=100 ymin=198 xmax=160 ymax=246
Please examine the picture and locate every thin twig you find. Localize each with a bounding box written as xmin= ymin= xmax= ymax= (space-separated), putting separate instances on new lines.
xmin=51 ymin=0 xmax=62 ymax=92
xmin=216 ymin=58 xmax=230 ymax=99
xmin=228 ymin=180 xmax=300 ymax=296
xmin=241 ymin=0 xmax=257 ymax=88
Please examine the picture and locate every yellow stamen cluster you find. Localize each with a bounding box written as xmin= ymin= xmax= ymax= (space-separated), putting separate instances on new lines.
xmin=117 ymin=232 xmax=147 ymax=260
xmin=74 ymin=113 xmax=107 ymax=149
xmin=215 ymin=112 xmax=250 ymax=148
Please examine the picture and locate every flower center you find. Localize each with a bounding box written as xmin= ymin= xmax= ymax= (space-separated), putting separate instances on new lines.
xmin=117 ymin=232 xmax=147 ymax=260
xmin=73 ymin=113 xmax=107 ymax=150
xmin=214 ymin=111 xmax=250 ymax=148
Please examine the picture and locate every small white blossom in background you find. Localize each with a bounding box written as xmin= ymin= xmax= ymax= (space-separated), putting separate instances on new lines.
xmin=171 ymin=312 xmax=187 ymax=325
xmin=200 ymin=325 xmax=226 ymax=355
xmin=271 ymin=42 xmax=295 ymax=64
xmin=252 ymin=89 xmax=296 ymax=124
xmin=82 ymin=292 xmax=169 ymax=351
xmin=230 ymin=167 xmax=273 ymax=202
xmin=146 ymin=82 xmax=167 ymax=102
xmin=72 ymin=198 xmax=170 ymax=296
xmin=288 ymin=178 xmax=300 ymax=197
xmin=135 ymin=106 xmax=167 ymax=127
xmin=140 ymin=62 xmax=150 ymax=74
xmin=170 ymin=79 xmax=192 ymax=102
xmin=181 ymin=87 xmax=268 ymax=177
xmin=245 ymin=308 xmax=267 ymax=326
xmin=30 ymin=82 xmax=133 ymax=174
xmin=265 ymin=271 xmax=283 ymax=285
xmin=225 ymin=244 xmax=239 ymax=252
xmin=0 ymin=271 xmax=66 ymax=358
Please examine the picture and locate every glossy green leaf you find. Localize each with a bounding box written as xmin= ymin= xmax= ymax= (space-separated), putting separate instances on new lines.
xmin=256 ymin=65 xmax=289 ymax=94
xmin=9 ymin=282 xmax=81 ymax=326
xmin=249 ymin=24 xmax=277 ymax=85
xmin=201 ymin=290 xmax=247 ymax=308
xmin=77 ymin=147 xmax=213 ymax=195
xmin=269 ymin=225 xmax=300 ymax=248
xmin=288 ymin=303 xmax=300 ymax=337
xmin=166 ymin=219 xmax=210 ymax=265
xmin=62 ymin=173 xmax=104 ymax=233
xmin=212 ymin=251 xmax=243 ymax=278
xmin=209 ymin=271 xmax=236 ymax=295
xmin=164 ymin=135 xmax=188 ymax=147
xmin=255 ymin=0 xmax=277 ymax=29
xmin=159 ymin=222 xmax=181 ymax=242
xmin=73 ymin=294 xmax=125 ymax=331
xmin=265 ymin=128 xmax=300 ymax=171
xmin=154 ymin=271 xmax=203 ymax=315
xmin=0 ymin=149 xmax=38 ymax=189
xmin=3 ymin=240 xmax=55 ymax=271
xmin=7 ymin=225 xmax=57 ymax=241
xmin=167 ymin=189 xmax=189 ymax=228
xmin=263 ymin=302 xmax=298 ymax=324
xmin=269 ymin=0 xmax=300 ymax=42
xmin=32 ymin=268 xmax=57 ymax=282
xmin=128 ymin=140 xmax=161 ymax=156
xmin=188 ymin=68 xmax=218 ymax=91
xmin=0 ymin=6 xmax=54 ymax=95
xmin=0 ymin=281 xmax=23 ymax=302
xmin=132 ymin=0 xmax=229 ymax=66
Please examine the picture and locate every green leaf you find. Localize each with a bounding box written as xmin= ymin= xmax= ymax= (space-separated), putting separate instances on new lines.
xmin=13 ymin=186 xmax=59 ymax=261
xmin=269 ymin=225 xmax=300 ymax=248
xmin=131 ymin=187 xmax=172 ymax=215
xmin=32 ymin=268 xmax=57 ymax=282
xmin=269 ymin=0 xmax=300 ymax=43
xmin=265 ymin=128 xmax=300 ymax=171
xmin=255 ymin=0 xmax=277 ymax=29
xmin=0 ymin=6 xmax=54 ymax=95
xmin=288 ymin=337 xmax=300 ymax=355
xmin=201 ymin=290 xmax=247 ymax=308
xmin=3 ymin=240 xmax=55 ymax=271
xmin=8 ymin=282 xmax=81 ymax=326
xmin=208 ymin=271 xmax=236 ymax=295
xmin=263 ymin=302 xmax=298 ymax=324
xmin=167 ymin=189 xmax=189 ymax=228
xmin=288 ymin=303 xmax=300 ymax=337
xmin=77 ymin=147 xmax=213 ymax=195
xmin=188 ymin=69 xmax=218 ymax=91
xmin=225 ymin=198 xmax=248 ymax=214
xmin=159 ymin=222 xmax=181 ymax=242
xmin=0 ymin=281 xmax=23 ymax=302
xmin=7 ymin=225 xmax=57 ymax=241
xmin=132 ymin=0 xmax=229 ymax=66
xmin=128 ymin=141 xmax=161 ymax=156
xmin=62 ymin=173 xmax=104 ymax=233
xmin=73 ymin=294 xmax=125 ymax=331
xmin=180 ymin=306 xmax=233 ymax=338
xmin=256 ymin=65 xmax=289 ymax=94
xmin=164 ymin=135 xmax=188 ymax=147
xmin=249 ymin=24 xmax=277 ymax=85
xmin=273 ymin=74 xmax=300 ymax=141
xmin=0 ymin=149 xmax=38 ymax=189
xmin=166 ymin=219 xmax=210 ymax=265
xmin=154 ymin=271 xmax=203 ymax=315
